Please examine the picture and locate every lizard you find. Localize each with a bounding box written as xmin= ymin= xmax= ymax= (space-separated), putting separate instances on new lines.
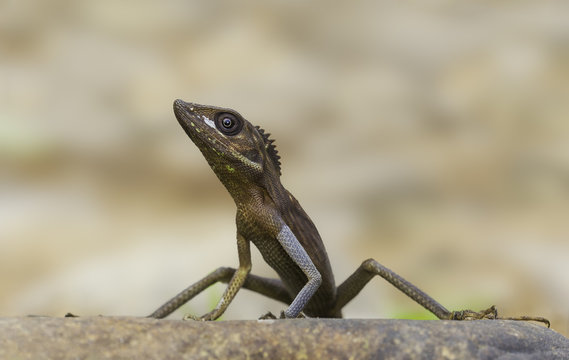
xmin=148 ymin=99 xmax=549 ymax=326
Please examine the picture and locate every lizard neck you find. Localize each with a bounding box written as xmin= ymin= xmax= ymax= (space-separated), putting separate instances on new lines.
xmin=228 ymin=171 xmax=288 ymax=214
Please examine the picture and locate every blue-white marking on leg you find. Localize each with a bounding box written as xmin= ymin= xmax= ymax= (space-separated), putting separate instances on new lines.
xmin=276 ymin=224 xmax=322 ymax=318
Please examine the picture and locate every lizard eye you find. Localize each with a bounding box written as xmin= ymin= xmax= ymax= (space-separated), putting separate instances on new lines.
xmin=215 ymin=112 xmax=243 ymax=135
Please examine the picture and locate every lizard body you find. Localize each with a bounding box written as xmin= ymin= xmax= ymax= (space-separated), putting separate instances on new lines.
xmin=149 ymin=100 xmax=549 ymax=326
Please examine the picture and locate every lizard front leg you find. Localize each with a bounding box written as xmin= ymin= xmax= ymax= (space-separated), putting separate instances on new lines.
xmin=185 ymin=234 xmax=252 ymax=321
xmin=276 ymin=223 xmax=322 ymax=318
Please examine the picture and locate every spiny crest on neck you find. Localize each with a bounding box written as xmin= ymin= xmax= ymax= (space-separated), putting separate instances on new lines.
xmin=255 ymin=125 xmax=281 ymax=176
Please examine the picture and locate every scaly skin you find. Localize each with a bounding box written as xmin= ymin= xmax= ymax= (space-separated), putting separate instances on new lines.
xmin=148 ymin=100 xmax=549 ymax=327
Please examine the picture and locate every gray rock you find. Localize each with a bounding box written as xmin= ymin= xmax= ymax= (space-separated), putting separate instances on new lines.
xmin=0 ymin=317 xmax=567 ymax=359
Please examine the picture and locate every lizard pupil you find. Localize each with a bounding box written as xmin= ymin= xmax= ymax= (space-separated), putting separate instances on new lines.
xmin=222 ymin=117 xmax=233 ymax=128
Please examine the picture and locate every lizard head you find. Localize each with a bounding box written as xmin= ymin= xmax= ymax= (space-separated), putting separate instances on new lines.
xmin=173 ymin=99 xmax=281 ymax=194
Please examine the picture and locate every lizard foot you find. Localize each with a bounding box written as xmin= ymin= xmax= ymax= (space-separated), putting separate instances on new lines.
xmin=182 ymin=313 xmax=203 ymax=321
xmin=258 ymin=311 xmax=279 ymax=320
xmin=450 ymin=305 xmax=498 ymax=321
xmin=183 ymin=311 xmax=216 ymax=321
xmin=258 ymin=311 xmax=309 ymax=320
xmin=450 ymin=305 xmax=550 ymax=327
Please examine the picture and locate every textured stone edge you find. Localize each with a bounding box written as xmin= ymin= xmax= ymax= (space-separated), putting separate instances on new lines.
xmin=0 ymin=317 xmax=567 ymax=360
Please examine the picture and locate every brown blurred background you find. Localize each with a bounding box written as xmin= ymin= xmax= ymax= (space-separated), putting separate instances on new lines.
xmin=1 ymin=1 xmax=568 ymax=336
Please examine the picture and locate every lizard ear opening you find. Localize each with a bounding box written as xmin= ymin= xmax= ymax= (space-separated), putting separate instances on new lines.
xmin=215 ymin=112 xmax=244 ymax=136
xmin=243 ymin=148 xmax=262 ymax=165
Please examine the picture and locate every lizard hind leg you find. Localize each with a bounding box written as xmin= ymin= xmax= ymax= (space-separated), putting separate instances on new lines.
xmin=148 ymin=267 xmax=291 ymax=319
xmin=333 ymin=259 xmax=550 ymax=327
xmin=333 ymin=258 xmax=453 ymax=319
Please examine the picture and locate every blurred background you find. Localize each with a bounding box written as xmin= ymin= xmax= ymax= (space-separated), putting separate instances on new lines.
xmin=1 ymin=0 xmax=568 ymax=336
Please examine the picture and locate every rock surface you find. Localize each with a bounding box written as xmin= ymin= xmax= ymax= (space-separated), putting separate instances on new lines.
xmin=0 ymin=317 xmax=567 ymax=360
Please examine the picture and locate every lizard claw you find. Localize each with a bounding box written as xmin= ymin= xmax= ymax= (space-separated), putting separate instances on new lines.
xmin=296 ymin=311 xmax=309 ymax=319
